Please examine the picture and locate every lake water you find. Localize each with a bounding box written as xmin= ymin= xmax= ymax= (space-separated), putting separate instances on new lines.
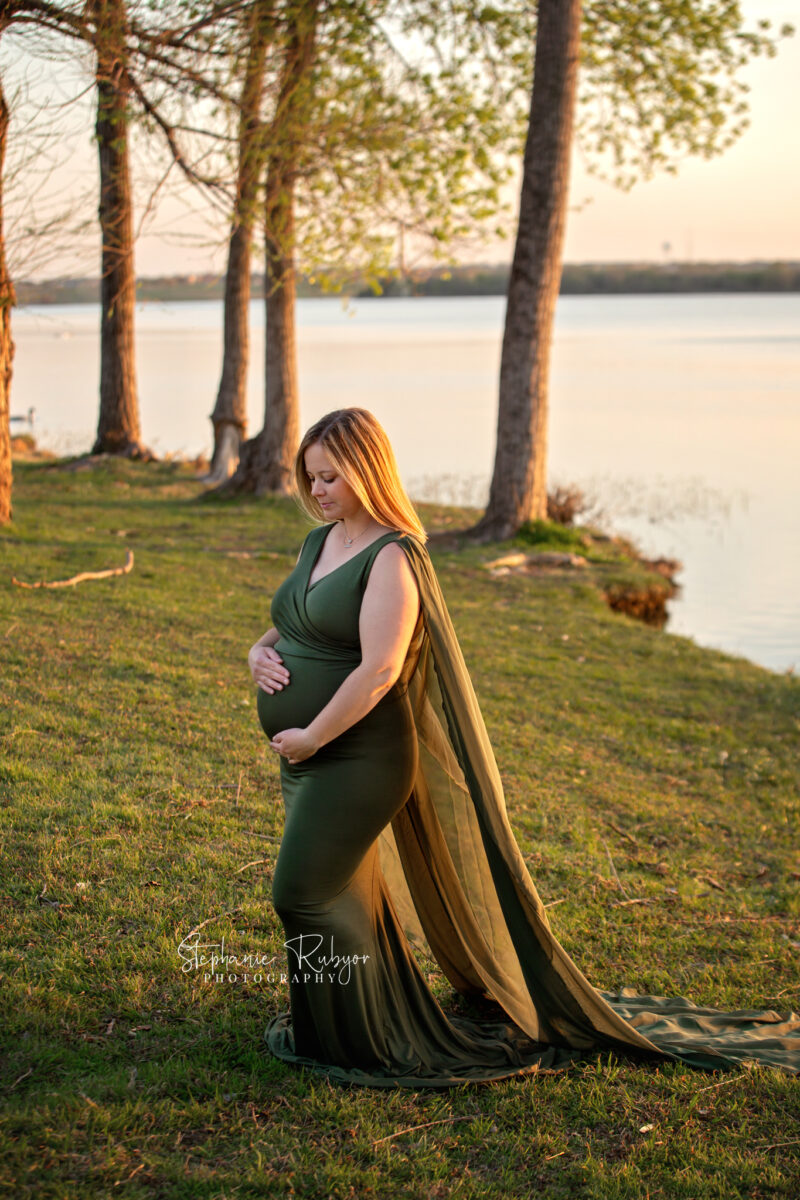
xmin=10 ymin=293 xmax=800 ymax=675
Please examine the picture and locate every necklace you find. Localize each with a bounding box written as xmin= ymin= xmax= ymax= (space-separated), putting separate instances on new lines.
xmin=341 ymin=519 xmax=373 ymax=547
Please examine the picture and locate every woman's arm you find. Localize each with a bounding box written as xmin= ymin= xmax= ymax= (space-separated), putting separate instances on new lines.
xmin=250 ymin=626 xmax=281 ymax=652
xmin=270 ymin=543 xmax=420 ymax=759
xmin=307 ymin=543 xmax=420 ymax=749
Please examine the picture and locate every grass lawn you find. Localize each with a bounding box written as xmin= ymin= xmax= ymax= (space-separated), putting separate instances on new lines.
xmin=1 ymin=456 xmax=798 ymax=1199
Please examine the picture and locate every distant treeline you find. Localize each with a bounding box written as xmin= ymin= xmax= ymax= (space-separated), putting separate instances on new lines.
xmin=16 ymin=261 xmax=800 ymax=306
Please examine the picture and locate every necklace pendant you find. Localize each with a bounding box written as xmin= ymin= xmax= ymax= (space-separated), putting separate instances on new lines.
xmin=341 ymin=520 xmax=369 ymax=547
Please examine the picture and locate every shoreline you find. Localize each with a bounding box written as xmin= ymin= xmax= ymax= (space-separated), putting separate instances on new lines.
xmin=7 ymin=445 xmax=790 ymax=680
xmin=14 ymin=260 xmax=800 ymax=306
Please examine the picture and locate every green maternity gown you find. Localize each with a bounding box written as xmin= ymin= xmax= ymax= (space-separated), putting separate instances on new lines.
xmin=256 ymin=522 xmax=800 ymax=1089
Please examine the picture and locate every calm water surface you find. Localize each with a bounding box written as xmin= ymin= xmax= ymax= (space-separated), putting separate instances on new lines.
xmin=11 ymin=294 xmax=800 ymax=674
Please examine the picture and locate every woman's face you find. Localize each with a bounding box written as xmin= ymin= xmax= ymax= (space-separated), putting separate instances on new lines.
xmin=304 ymin=442 xmax=362 ymax=521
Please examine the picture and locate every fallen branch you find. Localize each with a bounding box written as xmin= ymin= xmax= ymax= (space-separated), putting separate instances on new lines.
xmin=601 ymin=837 xmax=630 ymax=899
xmin=606 ymin=820 xmax=638 ymax=845
xmin=696 ymin=1075 xmax=744 ymax=1093
xmin=672 ymin=914 xmax=793 ymax=926
xmin=12 ymin=549 xmax=134 ymax=589
xmin=372 ymin=1116 xmax=477 ymax=1146
xmin=235 ymin=858 xmax=272 ymax=873
xmin=179 ymin=908 xmax=243 ymax=943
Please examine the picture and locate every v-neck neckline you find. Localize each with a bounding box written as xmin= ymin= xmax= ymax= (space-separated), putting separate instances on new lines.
xmin=305 ymin=524 xmax=398 ymax=596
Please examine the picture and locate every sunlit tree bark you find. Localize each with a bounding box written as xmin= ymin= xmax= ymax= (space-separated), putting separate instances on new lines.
xmin=206 ymin=0 xmax=274 ymax=484
xmin=468 ymin=0 xmax=582 ymax=541
xmin=0 ymin=77 xmax=15 ymax=525
xmin=467 ymin=0 xmax=787 ymax=541
xmin=222 ymin=0 xmax=318 ymax=496
xmin=90 ymin=0 xmax=149 ymax=458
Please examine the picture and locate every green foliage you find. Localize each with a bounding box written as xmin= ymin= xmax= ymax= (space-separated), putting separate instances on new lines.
xmin=263 ymin=0 xmax=794 ymax=285
xmin=516 ymin=518 xmax=588 ymax=551
xmin=274 ymin=0 xmax=534 ymax=291
xmin=580 ymin=2 xmax=794 ymax=187
xmin=4 ymin=2 xmax=793 ymax=291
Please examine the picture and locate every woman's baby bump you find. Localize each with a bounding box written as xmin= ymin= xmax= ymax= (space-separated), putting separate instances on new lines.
xmin=256 ymin=649 xmax=354 ymax=740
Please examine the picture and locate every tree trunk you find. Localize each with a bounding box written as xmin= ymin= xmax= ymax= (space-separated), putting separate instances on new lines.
xmin=91 ymin=0 xmax=148 ymax=458
xmin=467 ymin=0 xmax=582 ymax=542
xmin=206 ymin=221 xmax=252 ymax=484
xmin=218 ymin=0 xmax=318 ymax=497
xmin=205 ymin=1 xmax=273 ymax=485
xmin=255 ymin=156 xmax=299 ymax=493
xmin=0 ymin=77 xmax=15 ymax=525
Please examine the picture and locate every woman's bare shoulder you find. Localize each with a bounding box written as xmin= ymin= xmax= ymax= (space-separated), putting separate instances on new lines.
xmin=369 ymin=539 xmax=420 ymax=592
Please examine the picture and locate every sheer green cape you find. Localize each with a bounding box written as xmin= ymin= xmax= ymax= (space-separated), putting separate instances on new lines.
xmin=372 ymin=533 xmax=800 ymax=1077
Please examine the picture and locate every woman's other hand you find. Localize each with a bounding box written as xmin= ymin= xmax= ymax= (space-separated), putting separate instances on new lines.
xmin=249 ymin=644 xmax=291 ymax=694
xmin=269 ymin=727 xmax=318 ymax=764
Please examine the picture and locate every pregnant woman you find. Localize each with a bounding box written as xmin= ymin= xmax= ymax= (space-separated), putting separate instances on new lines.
xmin=250 ymin=407 xmax=800 ymax=1088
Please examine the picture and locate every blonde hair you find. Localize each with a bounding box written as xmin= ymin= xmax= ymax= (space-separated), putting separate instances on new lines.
xmin=292 ymin=408 xmax=428 ymax=544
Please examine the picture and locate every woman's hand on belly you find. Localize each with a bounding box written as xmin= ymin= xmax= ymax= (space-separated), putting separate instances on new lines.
xmin=249 ymin=644 xmax=291 ymax=694
xmin=269 ymin=726 xmax=320 ymax=765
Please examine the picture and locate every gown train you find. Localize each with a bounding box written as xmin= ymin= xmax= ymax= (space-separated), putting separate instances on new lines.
xmin=256 ymin=523 xmax=800 ymax=1088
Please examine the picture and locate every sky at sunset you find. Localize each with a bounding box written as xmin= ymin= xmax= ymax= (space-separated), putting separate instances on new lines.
xmin=558 ymin=1 xmax=800 ymax=264
xmin=6 ymin=0 xmax=799 ymax=279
